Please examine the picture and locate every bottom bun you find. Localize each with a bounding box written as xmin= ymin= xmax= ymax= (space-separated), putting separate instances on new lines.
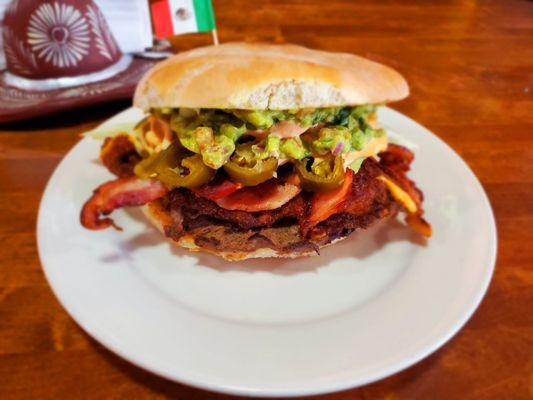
xmin=140 ymin=202 xmax=348 ymax=261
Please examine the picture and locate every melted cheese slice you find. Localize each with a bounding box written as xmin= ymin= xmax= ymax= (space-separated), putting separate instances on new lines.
xmin=377 ymin=176 xmax=418 ymax=213
xmin=343 ymin=135 xmax=388 ymax=166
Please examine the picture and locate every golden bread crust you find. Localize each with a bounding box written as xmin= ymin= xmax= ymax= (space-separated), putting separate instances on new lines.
xmin=134 ymin=42 xmax=409 ymax=110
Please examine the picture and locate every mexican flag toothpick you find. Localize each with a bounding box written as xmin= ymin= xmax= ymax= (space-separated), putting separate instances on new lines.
xmin=150 ymin=0 xmax=218 ymax=44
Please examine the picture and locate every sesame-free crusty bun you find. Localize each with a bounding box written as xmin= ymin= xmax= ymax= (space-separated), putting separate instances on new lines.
xmin=140 ymin=202 xmax=347 ymax=261
xmin=133 ymin=42 xmax=409 ymax=111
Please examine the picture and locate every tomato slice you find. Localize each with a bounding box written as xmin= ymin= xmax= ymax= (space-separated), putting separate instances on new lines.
xmin=214 ymin=175 xmax=301 ymax=212
xmin=194 ymin=178 xmax=244 ymax=201
xmin=304 ymin=169 xmax=354 ymax=229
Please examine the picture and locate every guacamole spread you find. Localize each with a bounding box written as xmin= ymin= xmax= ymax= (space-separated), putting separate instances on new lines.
xmin=135 ymin=106 xmax=387 ymax=190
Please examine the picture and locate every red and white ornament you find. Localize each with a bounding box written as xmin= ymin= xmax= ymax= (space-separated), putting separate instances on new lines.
xmin=2 ymin=0 xmax=123 ymax=80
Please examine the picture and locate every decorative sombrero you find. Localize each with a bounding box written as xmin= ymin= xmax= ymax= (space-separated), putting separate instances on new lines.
xmin=0 ymin=0 xmax=160 ymax=123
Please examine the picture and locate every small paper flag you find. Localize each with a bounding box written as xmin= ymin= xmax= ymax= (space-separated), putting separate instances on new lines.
xmin=150 ymin=0 xmax=216 ymax=39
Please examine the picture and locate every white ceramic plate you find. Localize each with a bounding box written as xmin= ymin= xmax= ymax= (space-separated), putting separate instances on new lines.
xmin=37 ymin=107 xmax=496 ymax=397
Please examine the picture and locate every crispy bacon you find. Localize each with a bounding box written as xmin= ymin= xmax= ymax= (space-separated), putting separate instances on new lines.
xmin=405 ymin=214 xmax=432 ymax=237
xmin=376 ymin=145 xmax=432 ymax=237
xmin=379 ymin=143 xmax=414 ymax=173
xmin=302 ymin=169 xmax=354 ymax=233
xmin=100 ymin=134 xmax=140 ymax=178
xmin=80 ymin=177 xmax=168 ymax=230
xmin=170 ymin=188 xmax=307 ymax=230
xmin=214 ymin=176 xmax=301 ymax=212
xmin=378 ymin=145 xmax=430 ymax=233
xmin=378 ymin=144 xmax=423 ymax=206
xmin=194 ymin=178 xmax=243 ymax=201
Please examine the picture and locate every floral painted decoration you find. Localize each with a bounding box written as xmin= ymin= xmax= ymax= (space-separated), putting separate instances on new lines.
xmin=2 ymin=0 xmax=122 ymax=78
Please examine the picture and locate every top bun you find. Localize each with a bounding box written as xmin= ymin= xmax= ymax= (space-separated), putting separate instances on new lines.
xmin=134 ymin=42 xmax=409 ymax=111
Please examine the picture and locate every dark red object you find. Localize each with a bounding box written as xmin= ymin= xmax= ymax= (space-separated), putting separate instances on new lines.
xmin=0 ymin=0 xmax=159 ymax=123
xmin=3 ymin=0 xmax=122 ymax=79
xmin=194 ymin=178 xmax=244 ymax=200
xmin=80 ymin=177 xmax=168 ymax=230
xmin=150 ymin=0 xmax=174 ymax=39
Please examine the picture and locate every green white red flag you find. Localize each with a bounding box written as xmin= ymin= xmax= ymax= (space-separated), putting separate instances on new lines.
xmin=150 ymin=0 xmax=216 ymax=39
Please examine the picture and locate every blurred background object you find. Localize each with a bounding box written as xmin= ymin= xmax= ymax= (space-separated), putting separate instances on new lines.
xmin=150 ymin=0 xmax=217 ymax=44
xmin=0 ymin=0 xmax=161 ymax=123
xmin=0 ymin=0 xmax=218 ymax=122
xmin=0 ymin=0 xmax=154 ymax=70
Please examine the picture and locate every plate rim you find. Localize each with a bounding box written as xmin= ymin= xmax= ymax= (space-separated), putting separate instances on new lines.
xmin=37 ymin=106 xmax=497 ymax=397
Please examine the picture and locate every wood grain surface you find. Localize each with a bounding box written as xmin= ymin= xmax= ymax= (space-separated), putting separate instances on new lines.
xmin=1 ymin=0 xmax=532 ymax=398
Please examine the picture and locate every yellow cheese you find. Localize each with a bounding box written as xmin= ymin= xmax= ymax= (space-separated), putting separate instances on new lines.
xmin=377 ymin=175 xmax=418 ymax=213
xmin=343 ymin=135 xmax=388 ymax=166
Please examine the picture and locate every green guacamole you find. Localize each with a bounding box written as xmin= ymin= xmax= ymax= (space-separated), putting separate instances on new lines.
xmin=161 ymin=105 xmax=384 ymax=173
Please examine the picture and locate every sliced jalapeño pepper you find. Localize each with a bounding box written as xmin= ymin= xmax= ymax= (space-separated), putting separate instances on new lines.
xmin=223 ymin=157 xmax=277 ymax=186
xmin=134 ymin=141 xmax=215 ymax=189
xmin=295 ymin=155 xmax=345 ymax=192
xmin=134 ymin=141 xmax=183 ymax=179
xmin=157 ymin=154 xmax=215 ymax=189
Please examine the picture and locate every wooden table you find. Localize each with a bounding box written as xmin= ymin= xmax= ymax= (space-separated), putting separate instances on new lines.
xmin=1 ymin=1 xmax=531 ymax=398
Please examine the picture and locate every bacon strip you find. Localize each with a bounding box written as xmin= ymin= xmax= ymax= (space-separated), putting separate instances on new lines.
xmin=100 ymin=134 xmax=140 ymax=178
xmin=214 ymin=176 xmax=301 ymax=212
xmin=194 ymin=178 xmax=243 ymax=201
xmin=80 ymin=177 xmax=168 ymax=230
xmin=302 ymin=169 xmax=354 ymax=233
xmin=405 ymin=214 xmax=432 ymax=237
xmin=379 ymin=143 xmax=414 ymax=173
xmin=378 ymin=144 xmax=432 ymax=237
